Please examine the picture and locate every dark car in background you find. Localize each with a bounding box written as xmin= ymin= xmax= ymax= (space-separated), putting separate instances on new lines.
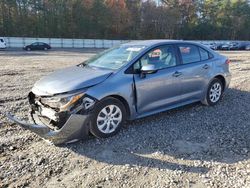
xmin=228 ymin=42 xmax=246 ymax=50
xmin=23 ymin=42 xmax=51 ymax=51
xmin=215 ymin=43 xmax=224 ymax=50
xmin=220 ymin=43 xmax=231 ymax=50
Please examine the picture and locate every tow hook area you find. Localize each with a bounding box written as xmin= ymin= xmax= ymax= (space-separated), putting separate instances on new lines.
xmin=6 ymin=113 xmax=90 ymax=145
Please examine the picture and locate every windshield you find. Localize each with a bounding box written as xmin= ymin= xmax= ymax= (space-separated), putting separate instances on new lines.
xmin=82 ymin=45 xmax=146 ymax=70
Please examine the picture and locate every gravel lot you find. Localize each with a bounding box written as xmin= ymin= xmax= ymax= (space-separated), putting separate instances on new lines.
xmin=0 ymin=49 xmax=249 ymax=188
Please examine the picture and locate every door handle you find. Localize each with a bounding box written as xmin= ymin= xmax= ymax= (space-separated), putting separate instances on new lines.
xmin=172 ymin=71 xmax=182 ymax=77
xmin=203 ymin=64 xmax=209 ymax=69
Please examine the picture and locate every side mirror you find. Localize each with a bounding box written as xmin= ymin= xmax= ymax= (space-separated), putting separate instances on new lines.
xmin=141 ymin=64 xmax=157 ymax=74
xmin=140 ymin=64 xmax=157 ymax=78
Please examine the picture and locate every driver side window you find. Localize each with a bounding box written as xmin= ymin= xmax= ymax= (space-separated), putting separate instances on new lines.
xmin=134 ymin=45 xmax=177 ymax=71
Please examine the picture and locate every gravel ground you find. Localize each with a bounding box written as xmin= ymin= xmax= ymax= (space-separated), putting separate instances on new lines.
xmin=0 ymin=49 xmax=249 ymax=188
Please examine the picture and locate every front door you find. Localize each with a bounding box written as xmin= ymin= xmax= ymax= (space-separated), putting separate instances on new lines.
xmin=133 ymin=45 xmax=182 ymax=114
xmin=38 ymin=42 xmax=44 ymax=50
xmin=32 ymin=42 xmax=39 ymax=50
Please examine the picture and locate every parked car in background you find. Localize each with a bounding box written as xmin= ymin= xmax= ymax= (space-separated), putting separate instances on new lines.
xmin=8 ymin=40 xmax=232 ymax=144
xmin=228 ymin=42 xmax=246 ymax=50
xmin=220 ymin=42 xmax=231 ymax=50
xmin=201 ymin=42 xmax=217 ymax=50
xmin=23 ymin=42 xmax=51 ymax=51
xmin=245 ymin=44 xmax=250 ymax=50
xmin=215 ymin=43 xmax=224 ymax=50
xmin=0 ymin=37 xmax=7 ymax=49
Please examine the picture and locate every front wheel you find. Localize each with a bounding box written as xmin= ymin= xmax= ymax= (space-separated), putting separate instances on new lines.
xmin=89 ymin=97 xmax=126 ymax=138
xmin=203 ymin=78 xmax=223 ymax=106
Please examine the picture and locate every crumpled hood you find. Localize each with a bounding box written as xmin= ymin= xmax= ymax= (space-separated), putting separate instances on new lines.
xmin=32 ymin=66 xmax=113 ymax=96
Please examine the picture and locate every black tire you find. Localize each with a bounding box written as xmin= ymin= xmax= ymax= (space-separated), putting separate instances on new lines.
xmin=203 ymin=78 xmax=223 ymax=106
xmin=27 ymin=47 xmax=31 ymax=51
xmin=89 ymin=97 xmax=127 ymax=138
xmin=44 ymin=47 xmax=48 ymax=50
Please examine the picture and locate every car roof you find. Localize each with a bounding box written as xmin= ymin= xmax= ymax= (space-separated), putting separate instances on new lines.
xmin=121 ymin=39 xmax=205 ymax=47
xmin=121 ymin=39 xmax=219 ymax=57
xmin=121 ymin=40 xmax=181 ymax=46
xmin=32 ymin=42 xmax=46 ymax=44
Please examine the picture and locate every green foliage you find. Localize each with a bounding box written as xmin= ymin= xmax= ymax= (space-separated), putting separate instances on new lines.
xmin=0 ymin=0 xmax=249 ymax=40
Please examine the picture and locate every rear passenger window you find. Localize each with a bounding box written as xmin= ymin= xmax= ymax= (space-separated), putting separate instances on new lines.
xmin=178 ymin=44 xmax=200 ymax=64
xmin=199 ymin=47 xmax=209 ymax=61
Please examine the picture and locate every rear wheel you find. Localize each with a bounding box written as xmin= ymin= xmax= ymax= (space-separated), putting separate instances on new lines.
xmin=203 ymin=78 xmax=223 ymax=106
xmin=89 ymin=97 xmax=126 ymax=138
xmin=44 ymin=47 xmax=48 ymax=50
xmin=27 ymin=47 xmax=31 ymax=51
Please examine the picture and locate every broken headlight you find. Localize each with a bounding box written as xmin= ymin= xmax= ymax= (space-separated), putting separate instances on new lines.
xmin=40 ymin=92 xmax=96 ymax=112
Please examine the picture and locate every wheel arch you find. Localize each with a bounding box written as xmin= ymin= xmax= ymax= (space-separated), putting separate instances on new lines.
xmin=201 ymin=74 xmax=226 ymax=105
xmin=103 ymin=95 xmax=131 ymax=119
xmin=214 ymin=75 xmax=226 ymax=91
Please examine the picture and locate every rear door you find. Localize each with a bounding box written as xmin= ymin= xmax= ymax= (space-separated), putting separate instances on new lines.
xmin=176 ymin=44 xmax=213 ymax=101
xmin=133 ymin=44 xmax=182 ymax=114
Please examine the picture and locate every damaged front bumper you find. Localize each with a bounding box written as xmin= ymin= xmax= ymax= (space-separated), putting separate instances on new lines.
xmin=6 ymin=112 xmax=90 ymax=145
xmin=6 ymin=92 xmax=95 ymax=145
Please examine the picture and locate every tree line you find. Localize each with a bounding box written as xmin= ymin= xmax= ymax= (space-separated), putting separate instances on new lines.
xmin=0 ymin=0 xmax=250 ymax=40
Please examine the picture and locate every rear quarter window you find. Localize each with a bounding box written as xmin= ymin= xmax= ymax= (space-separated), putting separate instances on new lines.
xmin=199 ymin=47 xmax=209 ymax=61
xmin=178 ymin=44 xmax=200 ymax=64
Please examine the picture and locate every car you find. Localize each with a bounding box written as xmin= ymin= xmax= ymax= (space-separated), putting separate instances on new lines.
xmin=215 ymin=43 xmax=224 ymax=50
xmin=245 ymin=44 xmax=250 ymax=50
xmin=228 ymin=42 xmax=246 ymax=50
xmin=220 ymin=42 xmax=231 ymax=50
xmin=7 ymin=40 xmax=232 ymax=144
xmin=201 ymin=42 xmax=217 ymax=50
xmin=23 ymin=42 xmax=51 ymax=51
xmin=0 ymin=37 xmax=7 ymax=49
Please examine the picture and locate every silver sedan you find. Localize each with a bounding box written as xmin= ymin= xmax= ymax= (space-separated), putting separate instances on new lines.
xmin=7 ymin=40 xmax=231 ymax=144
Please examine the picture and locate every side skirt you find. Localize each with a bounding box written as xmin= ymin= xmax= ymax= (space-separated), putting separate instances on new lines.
xmin=134 ymin=99 xmax=201 ymax=120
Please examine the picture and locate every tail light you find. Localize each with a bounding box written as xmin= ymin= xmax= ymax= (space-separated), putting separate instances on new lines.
xmin=225 ymin=59 xmax=231 ymax=64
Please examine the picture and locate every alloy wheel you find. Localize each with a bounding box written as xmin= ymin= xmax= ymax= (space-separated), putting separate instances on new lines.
xmin=209 ymin=82 xmax=222 ymax=103
xmin=97 ymin=105 xmax=122 ymax=134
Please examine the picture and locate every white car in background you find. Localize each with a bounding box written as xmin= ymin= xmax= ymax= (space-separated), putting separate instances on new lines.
xmin=0 ymin=37 xmax=7 ymax=49
xmin=201 ymin=42 xmax=217 ymax=50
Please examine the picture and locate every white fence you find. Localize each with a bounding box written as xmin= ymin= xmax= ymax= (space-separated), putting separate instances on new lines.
xmin=2 ymin=37 xmax=250 ymax=49
xmin=4 ymin=37 xmax=129 ymax=49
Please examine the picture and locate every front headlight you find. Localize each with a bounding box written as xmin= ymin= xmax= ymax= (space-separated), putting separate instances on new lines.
xmin=40 ymin=93 xmax=84 ymax=111
xmin=40 ymin=93 xmax=96 ymax=112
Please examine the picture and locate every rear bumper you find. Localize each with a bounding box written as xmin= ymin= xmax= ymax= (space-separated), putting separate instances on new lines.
xmin=6 ymin=112 xmax=90 ymax=145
